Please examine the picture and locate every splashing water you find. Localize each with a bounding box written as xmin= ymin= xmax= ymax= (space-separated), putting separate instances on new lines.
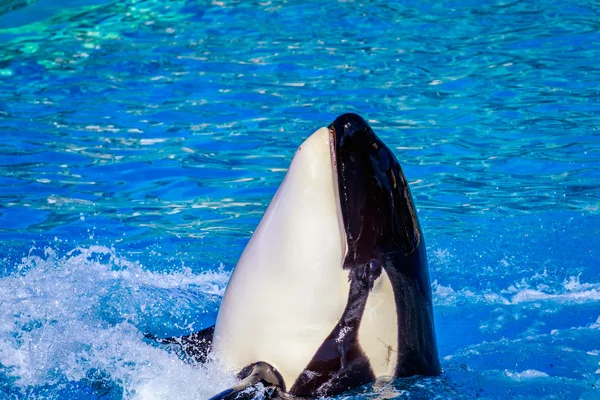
xmin=0 ymin=246 xmax=236 ymax=399
xmin=1 ymin=242 xmax=599 ymax=399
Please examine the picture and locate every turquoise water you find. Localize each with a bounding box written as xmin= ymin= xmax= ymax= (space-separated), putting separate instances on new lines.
xmin=1 ymin=0 xmax=599 ymax=398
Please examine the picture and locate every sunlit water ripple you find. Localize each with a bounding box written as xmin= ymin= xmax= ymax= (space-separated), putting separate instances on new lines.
xmin=0 ymin=0 xmax=599 ymax=399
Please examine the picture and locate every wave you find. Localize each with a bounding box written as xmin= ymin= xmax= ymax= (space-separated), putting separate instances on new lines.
xmin=432 ymin=274 xmax=600 ymax=307
xmin=0 ymin=245 xmax=235 ymax=399
xmin=2 ymin=245 xmax=598 ymax=399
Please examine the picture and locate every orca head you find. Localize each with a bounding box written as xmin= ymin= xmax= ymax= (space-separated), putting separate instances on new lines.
xmin=212 ymin=114 xmax=440 ymax=394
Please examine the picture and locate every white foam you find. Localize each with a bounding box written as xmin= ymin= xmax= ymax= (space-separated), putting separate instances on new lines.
xmin=0 ymin=246 xmax=235 ymax=398
xmin=140 ymin=138 xmax=168 ymax=145
xmin=432 ymin=274 xmax=600 ymax=307
xmin=505 ymin=369 xmax=549 ymax=381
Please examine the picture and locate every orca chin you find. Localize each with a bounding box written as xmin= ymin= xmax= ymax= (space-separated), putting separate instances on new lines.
xmin=150 ymin=113 xmax=440 ymax=399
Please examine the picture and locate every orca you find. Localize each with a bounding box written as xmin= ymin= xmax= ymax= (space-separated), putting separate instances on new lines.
xmin=153 ymin=113 xmax=440 ymax=399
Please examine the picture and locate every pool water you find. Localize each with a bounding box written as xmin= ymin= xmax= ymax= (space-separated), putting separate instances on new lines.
xmin=1 ymin=0 xmax=599 ymax=399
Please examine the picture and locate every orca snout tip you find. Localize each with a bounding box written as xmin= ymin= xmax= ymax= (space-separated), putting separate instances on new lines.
xmin=334 ymin=112 xmax=366 ymax=123
xmin=329 ymin=113 xmax=371 ymax=140
xmin=334 ymin=112 xmax=368 ymax=128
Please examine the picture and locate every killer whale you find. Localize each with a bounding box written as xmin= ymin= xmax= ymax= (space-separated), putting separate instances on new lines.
xmin=153 ymin=113 xmax=440 ymax=399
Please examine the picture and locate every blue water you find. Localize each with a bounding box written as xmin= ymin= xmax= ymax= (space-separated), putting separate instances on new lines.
xmin=1 ymin=0 xmax=599 ymax=398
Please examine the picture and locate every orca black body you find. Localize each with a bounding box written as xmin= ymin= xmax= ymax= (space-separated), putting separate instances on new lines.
xmin=328 ymin=113 xmax=440 ymax=379
xmin=153 ymin=114 xmax=440 ymax=399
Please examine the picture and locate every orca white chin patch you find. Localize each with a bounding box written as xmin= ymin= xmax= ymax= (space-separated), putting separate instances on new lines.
xmin=212 ymin=127 xmax=350 ymax=387
xmin=358 ymin=268 xmax=398 ymax=377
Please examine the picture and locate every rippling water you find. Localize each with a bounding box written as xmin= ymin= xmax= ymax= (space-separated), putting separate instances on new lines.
xmin=1 ymin=0 xmax=599 ymax=399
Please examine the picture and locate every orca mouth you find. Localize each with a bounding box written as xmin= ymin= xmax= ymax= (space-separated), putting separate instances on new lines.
xmin=328 ymin=113 xmax=422 ymax=267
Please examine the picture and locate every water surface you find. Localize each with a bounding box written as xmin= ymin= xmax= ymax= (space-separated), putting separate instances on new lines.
xmin=1 ymin=0 xmax=599 ymax=399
